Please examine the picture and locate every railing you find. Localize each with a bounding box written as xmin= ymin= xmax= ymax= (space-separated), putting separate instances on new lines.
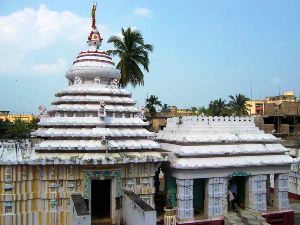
xmin=70 ymin=194 xmax=91 ymax=225
xmin=122 ymin=190 xmax=156 ymax=225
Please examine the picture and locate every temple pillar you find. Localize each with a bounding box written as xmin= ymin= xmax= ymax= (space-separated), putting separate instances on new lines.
xmin=176 ymin=179 xmax=194 ymax=222
xmin=161 ymin=163 xmax=171 ymax=203
xmin=274 ymin=173 xmax=289 ymax=210
xmin=266 ymin=174 xmax=272 ymax=206
xmin=246 ymin=175 xmax=267 ymax=211
xmin=222 ymin=177 xmax=228 ymax=215
xmin=205 ymin=177 xmax=225 ymax=218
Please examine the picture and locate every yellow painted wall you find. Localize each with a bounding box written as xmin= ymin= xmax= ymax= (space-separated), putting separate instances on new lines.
xmin=0 ymin=163 xmax=156 ymax=225
xmin=0 ymin=114 xmax=35 ymax=123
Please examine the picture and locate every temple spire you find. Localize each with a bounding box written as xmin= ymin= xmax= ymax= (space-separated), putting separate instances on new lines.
xmin=87 ymin=2 xmax=103 ymax=50
xmin=91 ymin=3 xmax=97 ymax=29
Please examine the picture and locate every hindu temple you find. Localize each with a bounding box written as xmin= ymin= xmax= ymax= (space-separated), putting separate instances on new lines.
xmin=0 ymin=4 xmax=295 ymax=225
xmin=156 ymin=116 xmax=294 ymax=225
xmin=0 ymin=5 xmax=165 ymax=225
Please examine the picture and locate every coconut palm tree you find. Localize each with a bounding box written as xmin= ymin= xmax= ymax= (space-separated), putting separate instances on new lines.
xmin=207 ymin=98 xmax=229 ymax=116
xmin=107 ymin=28 xmax=153 ymax=87
xmin=145 ymin=95 xmax=162 ymax=118
xmin=161 ymin=104 xmax=170 ymax=112
xmin=191 ymin=106 xmax=208 ymax=116
xmin=228 ymin=94 xmax=250 ymax=116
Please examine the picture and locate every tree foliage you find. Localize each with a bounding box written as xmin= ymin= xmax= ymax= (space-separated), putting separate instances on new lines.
xmin=161 ymin=104 xmax=170 ymax=112
xmin=145 ymin=95 xmax=162 ymax=118
xmin=0 ymin=118 xmax=39 ymax=139
xmin=191 ymin=106 xmax=208 ymax=116
xmin=107 ymin=28 xmax=153 ymax=87
xmin=190 ymin=93 xmax=250 ymax=117
xmin=207 ymin=98 xmax=230 ymax=116
xmin=228 ymin=94 xmax=250 ymax=116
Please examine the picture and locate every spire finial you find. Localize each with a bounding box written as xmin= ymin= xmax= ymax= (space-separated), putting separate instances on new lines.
xmin=91 ymin=3 xmax=97 ymax=29
xmin=87 ymin=2 xmax=103 ymax=50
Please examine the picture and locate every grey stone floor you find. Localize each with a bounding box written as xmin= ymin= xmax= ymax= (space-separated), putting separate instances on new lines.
xmin=295 ymin=213 xmax=300 ymax=225
xmin=290 ymin=203 xmax=300 ymax=225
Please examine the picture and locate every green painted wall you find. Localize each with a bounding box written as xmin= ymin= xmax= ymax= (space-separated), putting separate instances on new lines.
xmin=169 ymin=176 xmax=177 ymax=207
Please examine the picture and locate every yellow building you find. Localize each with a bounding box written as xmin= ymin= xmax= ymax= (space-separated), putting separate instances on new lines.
xmin=246 ymin=100 xmax=265 ymax=115
xmin=147 ymin=106 xmax=194 ymax=132
xmin=0 ymin=111 xmax=35 ymax=123
xmin=246 ymin=91 xmax=297 ymax=115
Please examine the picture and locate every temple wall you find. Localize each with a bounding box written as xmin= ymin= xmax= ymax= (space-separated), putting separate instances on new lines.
xmin=0 ymin=162 xmax=157 ymax=225
xmin=170 ymin=167 xmax=291 ymax=222
xmin=289 ymin=164 xmax=300 ymax=195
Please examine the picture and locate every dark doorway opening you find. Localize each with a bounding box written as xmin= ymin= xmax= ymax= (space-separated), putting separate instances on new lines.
xmin=91 ymin=179 xmax=111 ymax=219
xmin=231 ymin=177 xmax=246 ymax=209
xmin=194 ymin=178 xmax=206 ymax=220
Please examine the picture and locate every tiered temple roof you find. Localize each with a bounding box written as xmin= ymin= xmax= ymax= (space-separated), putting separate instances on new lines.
xmin=157 ymin=116 xmax=293 ymax=169
xmin=0 ymin=11 xmax=165 ymax=165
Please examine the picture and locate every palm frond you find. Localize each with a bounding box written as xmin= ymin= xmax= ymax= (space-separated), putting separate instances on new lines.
xmin=107 ymin=27 xmax=153 ymax=87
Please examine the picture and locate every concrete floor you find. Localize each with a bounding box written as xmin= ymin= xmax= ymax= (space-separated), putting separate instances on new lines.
xmin=290 ymin=203 xmax=300 ymax=225
xmin=295 ymin=213 xmax=300 ymax=225
xmin=91 ymin=218 xmax=112 ymax=225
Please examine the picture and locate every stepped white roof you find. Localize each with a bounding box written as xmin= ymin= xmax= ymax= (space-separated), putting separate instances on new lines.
xmin=0 ymin=16 xmax=165 ymax=165
xmin=157 ymin=116 xmax=294 ymax=169
xmin=30 ymin=25 xmax=162 ymax=158
xmin=38 ymin=117 xmax=148 ymax=127
xmin=0 ymin=141 xmax=165 ymax=165
xmin=56 ymin=85 xmax=131 ymax=96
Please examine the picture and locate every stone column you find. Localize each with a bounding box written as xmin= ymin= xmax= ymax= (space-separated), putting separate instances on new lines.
xmin=222 ymin=177 xmax=228 ymax=215
xmin=176 ymin=179 xmax=194 ymax=222
xmin=274 ymin=173 xmax=289 ymax=210
xmin=246 ymin=175 xmax=267 ymax=211
xmin=266 ymin=174 xmax=272 ymax=206
xmin=164 ymin=207 xmax=176 ymax=225
xmin=205 ymin=177 xmax=225 ymax=218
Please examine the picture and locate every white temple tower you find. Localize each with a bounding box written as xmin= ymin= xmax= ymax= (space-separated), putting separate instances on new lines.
xmin=0 ymin=5 xmax=165 ymax=225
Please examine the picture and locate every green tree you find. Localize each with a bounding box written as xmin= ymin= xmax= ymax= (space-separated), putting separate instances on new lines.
xmin=145 ymin=95 xmax=162 ymax=118
xmin=228 ymin=94 xmax=250 ymax=116
xmin=161 ymin=104 xmax=170 ymax=112
xmin=2 ymin=118 xmax=39 ymax=139
xmin=0 ymin=120 xmax=10 ymax=138
xmin=191 ymin=106 xmax=208 ymax=116
xmin=29 ymin=117 xmax=39 ymax=131
xmin=5 ymin=119 xmax=32 ymax=139
xmin=207 ymin=98 xmax=229 ymax=116
xmin=107 ymin=28 xmax=153 ymax=87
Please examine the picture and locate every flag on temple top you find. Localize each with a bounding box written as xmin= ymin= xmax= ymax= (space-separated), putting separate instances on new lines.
xmin=91 ymin=4 xmax=96 ymax=17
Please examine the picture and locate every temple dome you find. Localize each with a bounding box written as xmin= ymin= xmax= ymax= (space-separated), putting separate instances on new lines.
xmin=66 ymin=24 xmax=120 ymax=83
xmin=66 ymin=49 xmax=120 ymax=81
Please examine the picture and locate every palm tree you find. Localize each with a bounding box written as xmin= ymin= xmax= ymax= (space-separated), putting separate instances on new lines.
xmin=228 ymin=94 xmax=250 ymax=116
xmin=107 ymin=28 xmax=153 ymax=87
xmin=145 ymin=95 xmax=162 ymax=118
xmin=161 ymin=104 xmax=170 ymax=112
xmin=207 ymin=98 xmax=229 ymax=116
xmin=191 ymin=106 xmax=208 ymax=116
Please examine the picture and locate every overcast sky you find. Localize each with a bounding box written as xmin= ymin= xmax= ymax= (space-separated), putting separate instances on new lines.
xmin=0 ymin=0 xmax=300 ymax=114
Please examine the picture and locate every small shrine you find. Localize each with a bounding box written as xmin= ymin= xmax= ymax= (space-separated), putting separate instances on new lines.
xmin=156 ymin=116 xmax=293 ymax=224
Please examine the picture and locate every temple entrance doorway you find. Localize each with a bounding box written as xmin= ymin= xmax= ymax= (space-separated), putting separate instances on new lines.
xmin=229 ymin=176 xmax=246 ymax=209
xmin=154 ymin=167 xmax=167 ymax=216
xmin=91 ymin=179 xmax=111 ymax=224
xmin=194 ymin=178 xmax=206 ymax=219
